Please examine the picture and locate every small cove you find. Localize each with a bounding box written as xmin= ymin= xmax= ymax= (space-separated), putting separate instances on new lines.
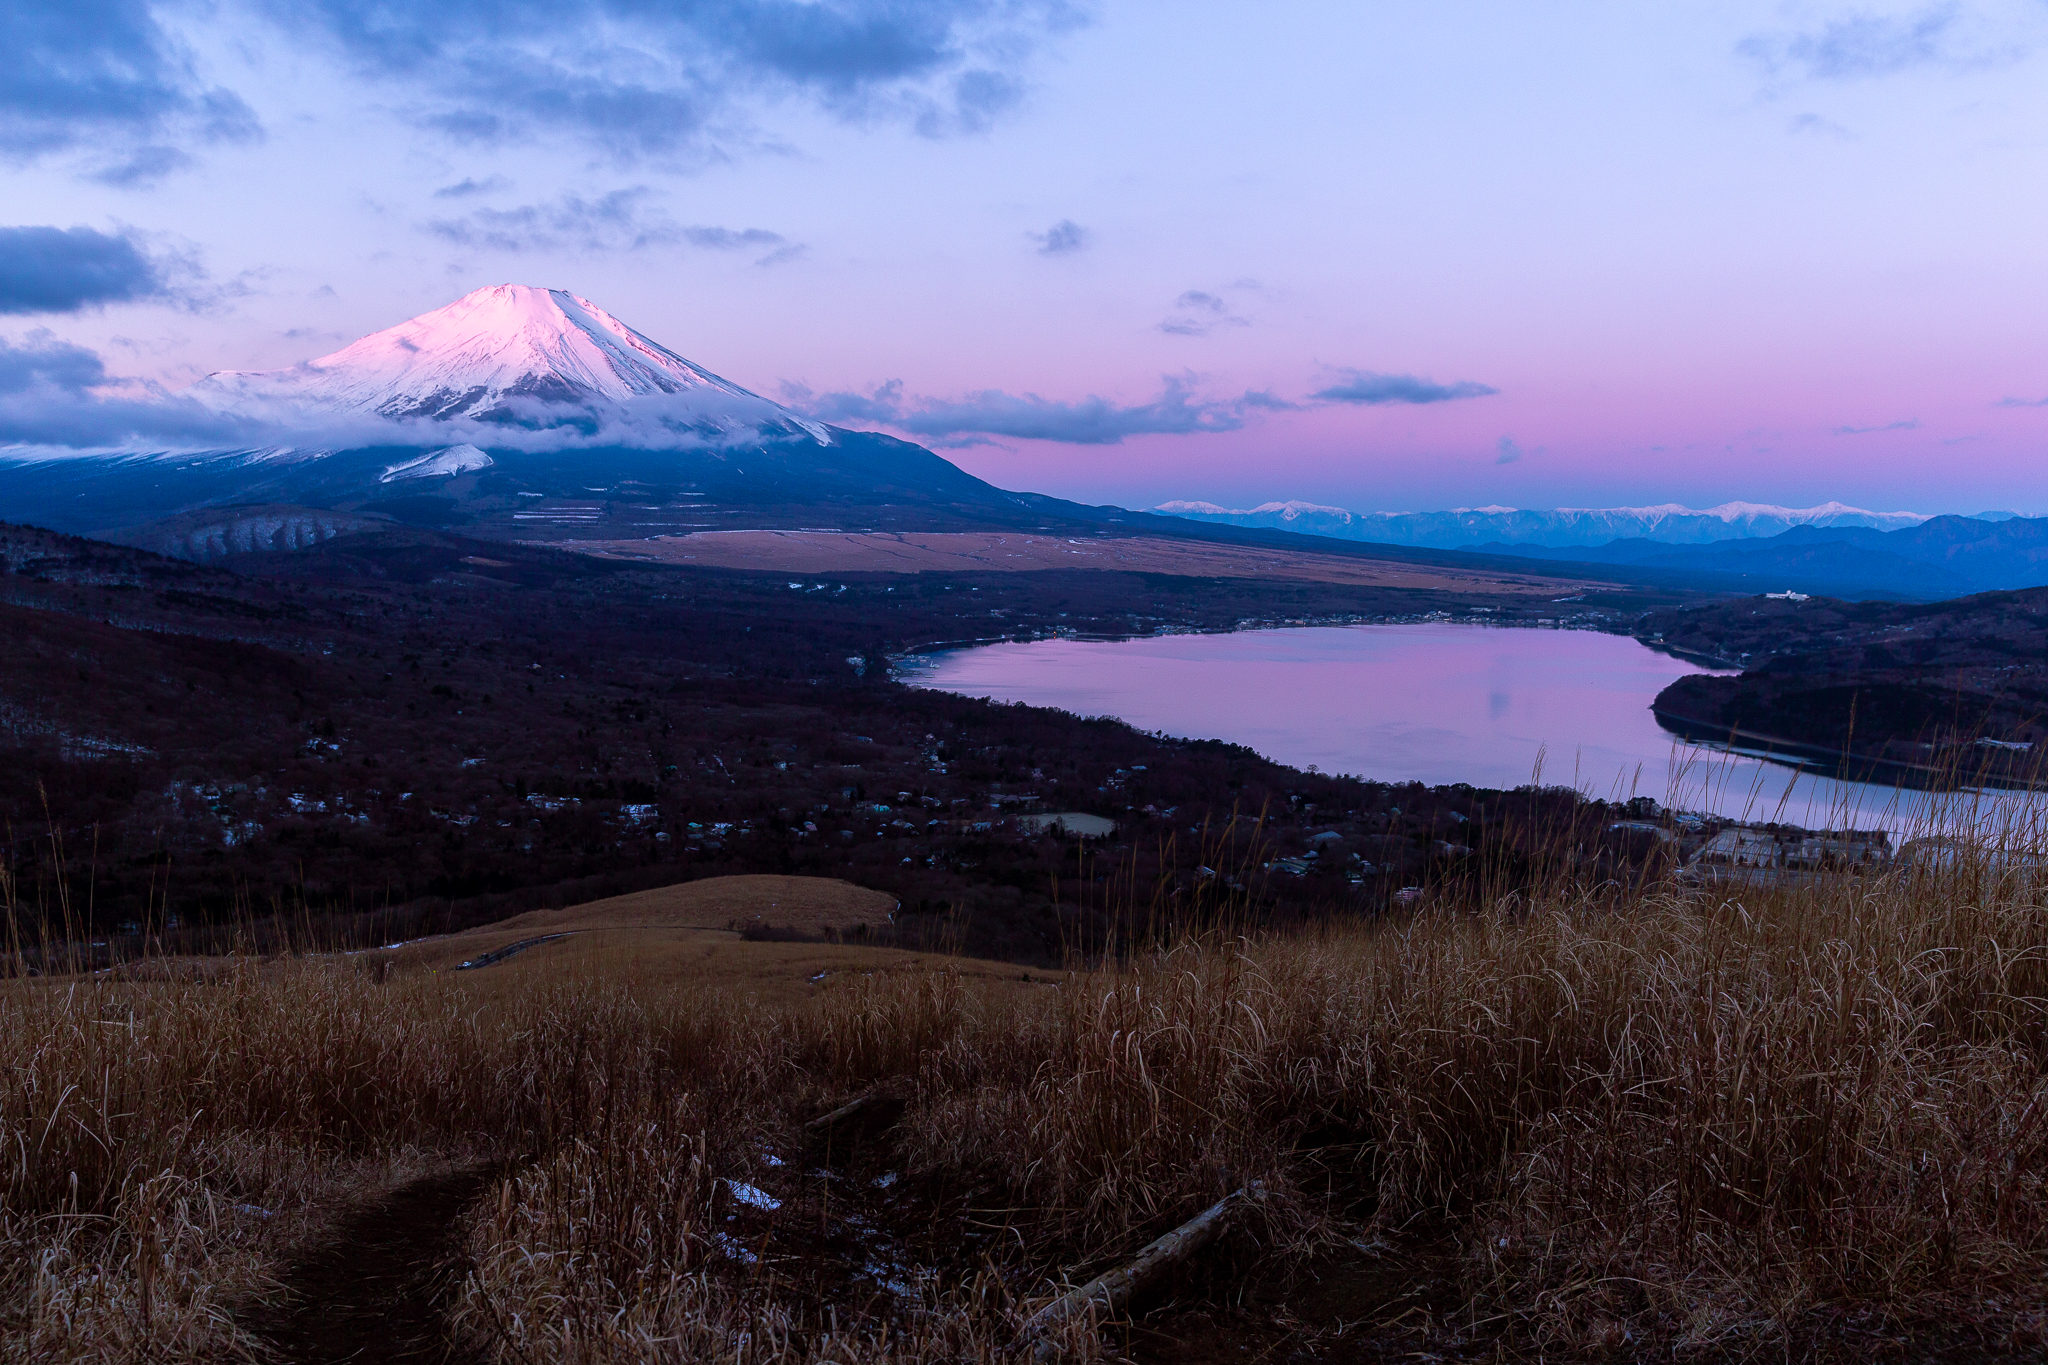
xmin=903 ymin=623 xmax=2043 ymax=837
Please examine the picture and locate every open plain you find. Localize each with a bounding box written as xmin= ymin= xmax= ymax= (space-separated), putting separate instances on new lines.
xmin=565 ymin=529 xmax=1617 ymax=595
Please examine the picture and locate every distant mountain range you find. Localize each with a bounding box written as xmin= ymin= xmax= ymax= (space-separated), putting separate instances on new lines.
xmin=1154 ymin=499 xmax=1990 ymax=549
xmin=1157 ymin=499 xmax=2046 ymax=598
xmin=1471 ymin=516 xmax=2048 ymax=599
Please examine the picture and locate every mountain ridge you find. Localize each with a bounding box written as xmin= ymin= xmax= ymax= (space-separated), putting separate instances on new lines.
xmin=1156 ymin=498 xmax=1940 ymax=549
xmin=1475 ymin=515 xmax=2048 ymax=598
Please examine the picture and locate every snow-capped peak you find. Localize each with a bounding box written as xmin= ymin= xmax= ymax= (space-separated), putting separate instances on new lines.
xmin=187 ymin=284 xmax=825 ymax=439
xmin=1245 ymin=500 xmax=1353 ymax=519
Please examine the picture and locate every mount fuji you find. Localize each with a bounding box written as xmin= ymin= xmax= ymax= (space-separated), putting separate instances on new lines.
xmin=187 ymin=285 xmax=831 ymax=437
xmin=0 ymin=284 xmax=1026 ymax=549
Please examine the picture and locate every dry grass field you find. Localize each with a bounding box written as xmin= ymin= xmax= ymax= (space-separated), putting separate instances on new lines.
xmin=356 ymin=875 xmax=1037 ymax=1005
xmin=564 ymin=529 xmax=1611 ymax=595
xmin=5 ymin=864 xmax=2047 ymax=1363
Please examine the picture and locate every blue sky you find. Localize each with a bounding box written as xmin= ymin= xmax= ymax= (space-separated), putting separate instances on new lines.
xmin=5 ymin=1 xmax=2048 ymax=513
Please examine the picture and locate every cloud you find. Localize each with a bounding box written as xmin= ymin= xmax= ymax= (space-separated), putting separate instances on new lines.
xmin=1239 ymin=389 xmax=1301 ymax=411
xmin=9 ymin=2 xmax=1079 ymax=178
xmin=425 ymin=188 xmax=800 ymax=263
xmin=1787 ymin=111 xmax=1853 ymax=138
xmin=1310 ymin=368 xmax=1498 ymax=405
xmin=923 ymin=67 xmax=1027 ymax=135
xmin=1495 ymin=436 xmax=1521 ymax=465
xmin=268 ymin=0 xmax=1087 ymax=162
xmin=1832 ymin=418 xmax=1919 ymax=434
xmin=677 ymin=224 xmax=804 ymax=266
xmin=1 ymin=0 xmax=259 ymax=176
xmin=790 ymin=359 xmax=1497 ymax=443
xmin=1740 ymin=4 xmax=2024 ymax=82
xmin=1030 ymin=219 xmax=1089 ymax=255
xmin=1996 ymin=394 xmax=2048 ymax=407
xmin=433 ymin=175 xmax=511 ymax=199
xmin=1159 ymin=288 xmax=1251 ymax=336
xmin=91 ymin=143 xmax=199 ymax=188
xmin=0 ymin=333 xmax=286 ymax=448
xmin=780 ymin=378 xmax=906 ymax=424
xmin=0 ymin=226 xmax=174 ymax=314
xmin=0 ymin=332 xmax=107 ymax=394
xmin=785 ymin=374 xmax=1251 ymax=445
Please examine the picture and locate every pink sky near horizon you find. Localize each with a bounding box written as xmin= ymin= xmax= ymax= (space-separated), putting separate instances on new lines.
xmin=8 ymin=1 xmax=2048 ymax=514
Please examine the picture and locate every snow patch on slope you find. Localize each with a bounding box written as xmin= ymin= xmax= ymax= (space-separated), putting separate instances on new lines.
xmin=380 ymin=444 xmax=494 ymax=482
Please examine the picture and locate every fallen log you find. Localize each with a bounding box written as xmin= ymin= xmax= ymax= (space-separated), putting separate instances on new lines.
xmin=1020 ymin=1183 xmax=1260 ymax=1360
xmin=803 ymin=1086 xmax=891 ymax=1135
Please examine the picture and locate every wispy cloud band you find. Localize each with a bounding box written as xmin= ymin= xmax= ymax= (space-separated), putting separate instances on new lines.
xmin=424 ymin=188 xmax=801 ymax=264
xmin=784 ymin=358 xmax=1499 ymax=445
xmin=1311 ymin=368 xmax=1498 ymax=405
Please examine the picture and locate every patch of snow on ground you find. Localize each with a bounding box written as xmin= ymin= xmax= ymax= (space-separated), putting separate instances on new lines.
xmin=723 ymin=1180 xmax=780 ymax=1211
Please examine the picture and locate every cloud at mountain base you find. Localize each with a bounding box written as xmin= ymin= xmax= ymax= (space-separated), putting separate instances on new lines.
xmin=0 ymin=335 xmax=818 ymax=454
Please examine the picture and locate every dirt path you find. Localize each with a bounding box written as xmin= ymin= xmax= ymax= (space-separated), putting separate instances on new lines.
xmin=249 ymin=1165 xmax=499 ymax=1365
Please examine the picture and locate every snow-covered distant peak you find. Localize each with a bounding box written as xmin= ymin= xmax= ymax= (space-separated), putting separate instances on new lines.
xmin=1245 ymin=500 xmax=1352 ymax=519
xmin=1156 ymin=499 xmax=1351 ymax=520
xmin=187 ymin=284 xmax=826 ymax=440
xmin=1537 ymin=500 xmax=1928 ymax=526
xmin=1696 ymin=500 xmax=1923 ymax=527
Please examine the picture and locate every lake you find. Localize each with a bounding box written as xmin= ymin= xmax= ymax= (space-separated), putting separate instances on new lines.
xmin=901 ymin=623 xmax=2041 ymax=837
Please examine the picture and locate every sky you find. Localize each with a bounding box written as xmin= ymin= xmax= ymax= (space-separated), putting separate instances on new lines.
xmin=3 ymin=0 xmax=2047 ymax=515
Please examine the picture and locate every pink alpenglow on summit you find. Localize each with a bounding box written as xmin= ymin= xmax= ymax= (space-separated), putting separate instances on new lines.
xmin=188 ymin=284 xmax=826 ymax=439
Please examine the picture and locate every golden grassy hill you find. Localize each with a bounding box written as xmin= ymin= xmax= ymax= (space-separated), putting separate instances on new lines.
xmin=366 ymin=874 xmax=1042 ymax=1004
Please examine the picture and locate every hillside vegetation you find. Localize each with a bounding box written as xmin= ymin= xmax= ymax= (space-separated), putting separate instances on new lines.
xmin=0 ymin=519 xmax=1689 ymax=961
xmin=1644 ymin=589 xmax=2048 ymax=787
xmin=5 ymin=857 xmax=2045 ymax=1363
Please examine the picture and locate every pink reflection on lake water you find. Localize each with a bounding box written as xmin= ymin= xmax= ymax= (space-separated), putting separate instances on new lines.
xmin=905 ymin=624 xmax=2046 ymax=835
xmin=910 ymin=624 xmax=1711 ymax=797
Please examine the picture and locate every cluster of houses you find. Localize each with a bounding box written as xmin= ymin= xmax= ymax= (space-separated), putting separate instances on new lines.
xmin=1625 ymin=798 xmax=2042 ymax=880
xmin=1692 ymin=824 xmax=1893 ymax=872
